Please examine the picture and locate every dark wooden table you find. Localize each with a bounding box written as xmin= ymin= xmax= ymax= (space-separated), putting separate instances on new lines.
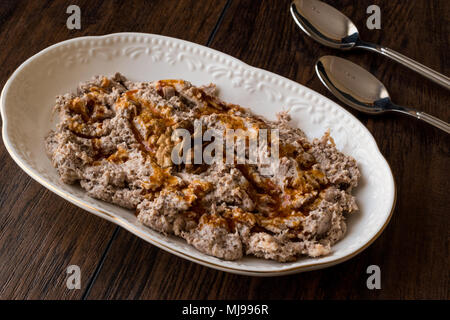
xmin=0 ymin=0 xmax=448 ymax=300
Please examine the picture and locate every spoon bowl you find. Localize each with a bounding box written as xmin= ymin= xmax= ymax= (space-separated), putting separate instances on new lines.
xmin=290 ymin=0 xmax=359 ymax=50
xmin=315 ymin=56 xmax=390 ymax=114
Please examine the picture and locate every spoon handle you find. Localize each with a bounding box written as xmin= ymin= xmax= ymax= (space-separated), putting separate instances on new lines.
xmin=399 ymin=108 xmax=450 ymax=133
xmin=414 ymin=111 xmax=450 ymax=134
xmin=359 ymin=43 xmax=450 ymax=90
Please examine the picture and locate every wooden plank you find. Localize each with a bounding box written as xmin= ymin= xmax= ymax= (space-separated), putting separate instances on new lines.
xmin=86 ymin=0 xmax=448 ymax=299
xmin=0 ymin=0 xmax=228 ymax=299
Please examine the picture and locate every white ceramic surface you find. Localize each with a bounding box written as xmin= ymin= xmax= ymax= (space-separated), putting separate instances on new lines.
xmin=0 ymin=33 xmax=395 ymax=276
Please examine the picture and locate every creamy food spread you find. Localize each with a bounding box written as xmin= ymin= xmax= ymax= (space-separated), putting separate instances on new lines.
xmin=45 ymin=73 xmax=360 ymax=262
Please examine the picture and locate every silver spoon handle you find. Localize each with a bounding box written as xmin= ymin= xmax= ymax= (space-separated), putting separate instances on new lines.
xmin=359 ymin=43 xmax=450 ymax=90
xmin=414 ymin=111 xmax=450 ymax=133
xmin=398 ymin=108 xmax=450 ymax=133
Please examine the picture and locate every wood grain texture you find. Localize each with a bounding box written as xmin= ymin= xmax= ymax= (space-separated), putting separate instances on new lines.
xmin=0 ymin=0 xmax=227 ymax=299
xmin=0 ymin=0 xmax=448 ymax=300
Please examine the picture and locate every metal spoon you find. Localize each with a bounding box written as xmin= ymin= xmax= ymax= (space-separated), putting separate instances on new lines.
xmin=315 ymin=56 xmax=450 ymax=133
xmin=290 ymin=0 xmax=450 ymax=90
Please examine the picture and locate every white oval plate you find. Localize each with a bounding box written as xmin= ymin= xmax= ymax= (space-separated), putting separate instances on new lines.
xmin=0 ymin=33 xmax=395 ymax=276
